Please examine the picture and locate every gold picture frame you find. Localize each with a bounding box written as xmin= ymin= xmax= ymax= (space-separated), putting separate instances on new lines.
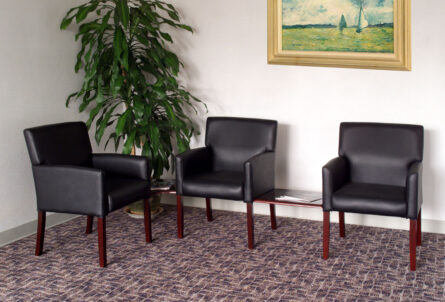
xmin=267 ymin=0 xmax=411 ymax=71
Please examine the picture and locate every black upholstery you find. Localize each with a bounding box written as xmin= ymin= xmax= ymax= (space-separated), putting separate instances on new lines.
xmin=24 ymin=121 xmax=152 ymax=267
xmin=339 ymin=123 xmax=423 ymax=187
xmin=24 ymin=122 xmax=151 ymax=217
xmin=24 ymin=122 xmax=92 ymax=166
xmin=182 ymin=171 xmax=244 ymax=200
xmin=332 ymin=183 xmax=406 ymax=217
xmin=176 ymin=117 xmax=277 ymax=202
xmin=323 ymin=122 xmax=424 ymax=219
xmin=105 ymin=176 xmax=150 ymax=212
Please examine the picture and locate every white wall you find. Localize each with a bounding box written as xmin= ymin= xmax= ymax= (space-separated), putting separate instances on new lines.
xmin=0 ymin=0 xmax=90 ymax=233
xmin=1 ymin=0 xmax=444 ymax=236
xmin=164 ymin=0 xmax=445 ymax=231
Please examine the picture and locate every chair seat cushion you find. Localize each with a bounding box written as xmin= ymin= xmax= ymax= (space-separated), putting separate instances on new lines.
xmin=332 ymin=183 xmax=407 ymax=217
xmin=105 ymin=176 xmax=150 ymax=212
xmin=182 ymin=171 xmax=244 ymax=200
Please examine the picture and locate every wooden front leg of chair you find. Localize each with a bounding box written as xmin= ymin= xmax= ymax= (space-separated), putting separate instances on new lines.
xmin=205 ymin=198 xmax=213 ymax=222
xmin=97 ymin=217 xmax=107 ymax=268
xmin=247 ymin=203 xmax=254 ymax=249
xmin=410 ymin=218 xmax=417 ymax=271
xmin=85 ymin=216 xmax=94 ymax=234
xmin=35 ymin=211 xmax=46 ymax=256
xmin=144 ymin=199 xmax=152 ymax=243
xmin=269 ymin=204 xmax=277 ymax=230
xmin=323 ymin=211 xmax=330 ymax=260
xmin=177 ymin=195 xmax=184 ymax=239
xmin=339 ymin=212 xmax=345 ymax=238
xmin=417 ymin=210 xmax=422 ymax=246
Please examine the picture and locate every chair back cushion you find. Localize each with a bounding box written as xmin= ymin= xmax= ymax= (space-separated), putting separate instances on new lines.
xmin=339 ymin=122 xmax=423 ymax=187
xmin=205 ymin=117 xmax=277 ymax=172
xmin=24 ymin=122 xmax=92 ymax=166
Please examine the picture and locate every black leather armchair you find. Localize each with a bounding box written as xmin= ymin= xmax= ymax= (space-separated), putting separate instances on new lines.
xmin=175 ymin=117 xmax=277 ymax=248
xmin=24 ymin=122 xmax=152 ymax=267
xmin=322 ymin=122 xmax=424 ymax=270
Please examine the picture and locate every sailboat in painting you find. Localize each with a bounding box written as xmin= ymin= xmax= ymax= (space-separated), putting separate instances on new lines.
xmin=356 ymin=4 xmax=368 ymax=33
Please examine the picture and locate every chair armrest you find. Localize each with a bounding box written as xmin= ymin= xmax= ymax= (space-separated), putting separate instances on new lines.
xmin=406 ymin=161 xmax=423 ymax=219
xmin=244 ymin=152 xmax=275 ymax=202
xmin=92 ymin=153 xmax=150 ymax=181
xmin=175 ymin=147 xmax=212 ymax=195
xmin=322 ymin=157 xmax=349 ymax=211
xmin=32 ymin=165 xmax=106 ymax=216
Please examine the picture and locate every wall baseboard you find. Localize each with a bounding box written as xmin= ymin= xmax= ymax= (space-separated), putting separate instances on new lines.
xmin=0 ymin=213 xmax=78 ymax=247
xmin=162 ymin=195 xmax=445 ymax=235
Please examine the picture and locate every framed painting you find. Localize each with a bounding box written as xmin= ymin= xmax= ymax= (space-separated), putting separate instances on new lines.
xmin=268 ymin=0 xmax=411 ymax=70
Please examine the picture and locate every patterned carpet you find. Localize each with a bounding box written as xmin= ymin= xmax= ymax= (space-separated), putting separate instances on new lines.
xmin=0 ymin=205 xmax=444 ymax=301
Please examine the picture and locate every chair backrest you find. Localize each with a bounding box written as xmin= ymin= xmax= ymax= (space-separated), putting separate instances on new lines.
xmin=339 ymin=122 xmax=424 ymax=187
xmin=205 ymin=117 xmax=277 ymax=172
xmin=24 ymin=122 xmax=92 ymax=166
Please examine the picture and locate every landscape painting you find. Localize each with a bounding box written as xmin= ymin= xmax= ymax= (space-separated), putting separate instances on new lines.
xmin=282 ymin=0 xmax=395 ymax=53
xmin=268 ymin=0 xmax=411 ymax=70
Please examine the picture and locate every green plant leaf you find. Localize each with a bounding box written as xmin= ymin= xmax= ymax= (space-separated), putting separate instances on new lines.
xmin=76 ymin=4 xmax=93 ymax=24
xmin=86 ymin=103 xmax=103 ymax=129
xmin=113 ymin=27 xmax=123 ymax=60
xmin=60 ymin=16 xmax=75 ymax=30
xmin=62 ymin=0 xmax=203 ymax=179
xmin=65 ymin=92 xmax=78 ymax=107
xmin=96 ymin=76 xmax=105 ymax=104
xmin=160 ymin=32 xmax=172 ymax=43
xmin=167 ymin=11 xmax=180 ymax=22
xmin=123 ymin=129 xmax=136 ymax=154
xmin=164 ymin=52 xmax=179 ymax=74
xmin=116 ymin=108 xmax=130 ymax=136
xmin=177 ymin=24 xmax=193 ymax=32
xmin=96 ymin=104 xmax=118 ymax=144
xmin=117 ymin=0 xmax=130 ymax=29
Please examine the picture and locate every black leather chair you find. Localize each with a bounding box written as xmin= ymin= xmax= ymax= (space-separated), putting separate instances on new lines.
xmin=322 ymin=122 xmax=424 ymax=270
xmin=175 ymin=117 xmax=277 ymax=248
xmin=24 ymin=122 xmax=152 ymax=267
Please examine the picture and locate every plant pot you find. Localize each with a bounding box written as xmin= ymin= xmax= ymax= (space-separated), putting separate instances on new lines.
xmin=124 ymin=195 xmax=163 ymax=219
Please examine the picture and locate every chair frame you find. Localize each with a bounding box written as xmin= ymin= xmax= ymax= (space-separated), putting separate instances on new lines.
xmin=322 ymin=210 xmax=422 ymax=270
xmin=35 ymin=199 xmax=152 ymax=267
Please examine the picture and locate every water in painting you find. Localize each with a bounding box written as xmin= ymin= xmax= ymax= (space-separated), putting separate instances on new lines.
xmin=282 ymin=0 xmax=394 ymax=53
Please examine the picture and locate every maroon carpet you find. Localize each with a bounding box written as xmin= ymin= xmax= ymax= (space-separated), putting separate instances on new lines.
xmin=0 ymin=205 xmax=444 ymax=301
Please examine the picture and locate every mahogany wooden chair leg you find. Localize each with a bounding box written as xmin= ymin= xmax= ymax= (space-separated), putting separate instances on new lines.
xmin=85 ymin=216 xmax=93 ymax=234
xmin=410 ymin=219 xmax=417 ymax=271
xmin=35 ymin=211 xmax=46 ymax=256
xmin=417 ymin=210 xmax=422 ymax=246
xmin=323 ymin=211 xmax=330 ymax=260
xmin=339 ymin=212 xmax=345 ymax=238
xmin=144 ymin=199 xmax=152 ymax=243
xmin=97 ymin=217 xmax=107 ymax=268
xmin=177 ymin=195 xmax=184 ymax=239
xmin=205 ymin=198 xmax=213 ymax=222
xmin=247 ymin=203 xmax=254 ymax=249
xmin=270 ymin=204 xmax=277 ymax=230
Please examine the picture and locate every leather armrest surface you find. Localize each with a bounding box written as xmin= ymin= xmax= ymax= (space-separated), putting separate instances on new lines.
xmin=92 ymin=153 xmax=150 ymax=181
xmin=32 ymin=165 xmax=106 ymax=216
xmin=406 ymin=161 xmax=422 ymax=219
xmin=322 ymin=157 xmax=349 ymax=211
xmin=175 ymin=147 xmax=212 ymax=195
xmin=244 ymin=152 xmax=275 ymax=202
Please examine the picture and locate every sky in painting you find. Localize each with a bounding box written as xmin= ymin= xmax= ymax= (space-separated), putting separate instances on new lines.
xmin=282 ymin=0 xmax=393 ymax=26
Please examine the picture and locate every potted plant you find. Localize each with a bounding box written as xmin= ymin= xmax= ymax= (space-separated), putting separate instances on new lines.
xmin=61 ymin=0 xmax=203 ymax=216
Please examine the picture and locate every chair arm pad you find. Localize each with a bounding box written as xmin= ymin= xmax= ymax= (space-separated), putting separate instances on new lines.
xmin=244 ymin=152 xmax=275 ymax=202
xmin=175 ymin=147 xmax=212 ymax=195
xmin=32 ymin=165 xmax=106 ymax=216
xmin=322 ymin=157 xmax=349 ymax=211
xmin=92 ymin=153 xmax=150 ymax=181
xmin=406 ymin=161 xmax=423 ymax=219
